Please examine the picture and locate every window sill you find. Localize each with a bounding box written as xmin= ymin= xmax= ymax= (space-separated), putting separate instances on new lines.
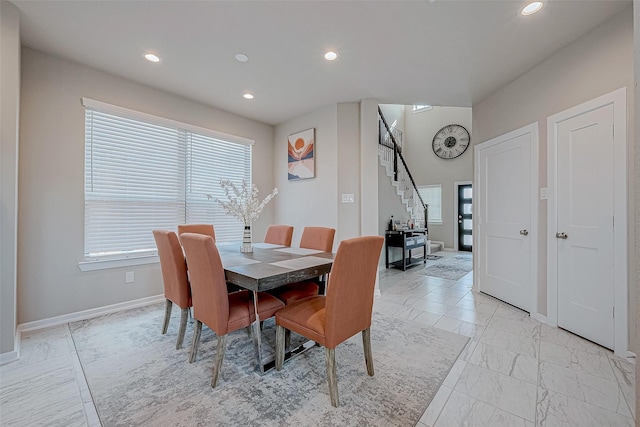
xmin=427 ymin=221 xmax=443 ymax=225
xmin=78 ymin=255 xmax=159 ymax=272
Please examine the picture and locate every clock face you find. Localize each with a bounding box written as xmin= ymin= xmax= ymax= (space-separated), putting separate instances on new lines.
xmin=432 ymin=124 xmax=470 ymax=159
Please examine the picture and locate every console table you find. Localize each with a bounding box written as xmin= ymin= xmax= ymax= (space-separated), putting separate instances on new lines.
xmin=385 ymin=228 xmax=427 ymax=271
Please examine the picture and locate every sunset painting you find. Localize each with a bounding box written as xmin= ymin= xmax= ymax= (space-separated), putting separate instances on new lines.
xmin=287 ymin=128 xmax=315 ymax=180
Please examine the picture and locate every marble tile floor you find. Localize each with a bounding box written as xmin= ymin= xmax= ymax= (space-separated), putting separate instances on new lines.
xmin=0 ymin=251 xmax=635 ymax=426
xmin=376 ymin=256 xmax=635 ymax=427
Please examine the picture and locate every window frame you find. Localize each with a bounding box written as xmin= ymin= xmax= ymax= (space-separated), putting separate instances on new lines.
xmin=79 ymin=98 xmax=254 ymax=271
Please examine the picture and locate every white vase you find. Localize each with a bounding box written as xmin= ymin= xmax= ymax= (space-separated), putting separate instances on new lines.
xmin=241 ymin=225 xmax=253 ymax=253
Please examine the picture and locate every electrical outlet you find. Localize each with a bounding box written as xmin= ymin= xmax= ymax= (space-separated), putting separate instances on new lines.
xmin=540 ymin=187 xmax=548 ymax=200
xmin=125 ymin=271 xmax=135 ymax=283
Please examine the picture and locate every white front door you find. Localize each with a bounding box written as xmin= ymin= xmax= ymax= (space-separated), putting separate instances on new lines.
xmin=555 ymin=104 xmax=615 ymax=349
xmin=475 ymin=124 xmax=538 ymax=313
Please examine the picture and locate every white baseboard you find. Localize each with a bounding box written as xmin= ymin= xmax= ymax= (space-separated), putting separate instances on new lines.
xmin=531 ymin=312 xmax=549 ymax=325
xmin=0 ymin=326 xmax=22 ymax=366
xmin=18 ymin=294 xmax=165 ymax=333
xmin=0 ymin=350 xmax=19 ymax=365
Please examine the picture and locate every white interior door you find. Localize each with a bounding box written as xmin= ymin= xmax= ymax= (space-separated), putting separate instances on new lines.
xmin=475 ymin=124 xmax=537 ymax=313
xmin=555 ymin=104 xmax=615 ymax=349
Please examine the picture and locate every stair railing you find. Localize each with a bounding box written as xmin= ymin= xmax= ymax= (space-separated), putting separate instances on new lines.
xmin=378 ymin=106 xmax=428 ymax=228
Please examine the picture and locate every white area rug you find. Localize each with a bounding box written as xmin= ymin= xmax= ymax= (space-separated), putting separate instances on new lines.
xmin=70 ymin=303 xmax=468 ymax=426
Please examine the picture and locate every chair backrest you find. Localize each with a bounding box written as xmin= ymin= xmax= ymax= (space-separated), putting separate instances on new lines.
xmin=180 ymin=233 xmax=231 ymax=335
xmin=177 ymin=224 xmax=215 ymax=243
xmin=264 ymin=225 xmax=294 ymax=247
xmin=299 ymin=227 xmax=336 ymax=252
xmin=153 ymin=230 xmax=191 ymax=309
xmin=324 ymin=236 xmax=384 ymax=348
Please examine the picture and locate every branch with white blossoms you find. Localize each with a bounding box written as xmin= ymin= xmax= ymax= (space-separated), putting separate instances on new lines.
xmin=207 ymin=179 xmax=278 ymax=226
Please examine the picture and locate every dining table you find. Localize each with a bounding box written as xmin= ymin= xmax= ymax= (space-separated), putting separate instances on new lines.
xmin=217 ymin=242 xmax=334 ymax=374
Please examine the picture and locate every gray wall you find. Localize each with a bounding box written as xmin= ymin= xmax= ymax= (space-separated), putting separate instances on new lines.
xmin=273 ymin=101 xmax=379 ymax=249
xmin=404 ymin=106 xmax=473 ymax=248
xmin=17 ymin=48 xmax=275 ymax=324
xmin=0 ymin=0 xmax=20 ymax=357
xmin=273 ymin=105 xmax=339 ymax=248
xmin=633 ymin=0 xmax=639 ymax=415
xmin=472 ymin=8 xmax=634 ymax=343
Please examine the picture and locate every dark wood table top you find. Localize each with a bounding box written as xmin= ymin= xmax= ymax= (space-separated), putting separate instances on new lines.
xmin=217 ymin=243 xmax=334 ymax=292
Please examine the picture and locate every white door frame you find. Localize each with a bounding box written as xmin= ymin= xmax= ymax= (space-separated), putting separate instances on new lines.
xmin=473 ymin=122 xmax=539 ymax=318
xmin=453 ymin=181 xmax=472 ymax=251
xmin=547 ymin=87 xmax=628 ymax=356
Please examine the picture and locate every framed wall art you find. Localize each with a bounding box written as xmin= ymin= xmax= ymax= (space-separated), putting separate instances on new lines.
xmin=287 ymin=128 xmax=315 ymax=180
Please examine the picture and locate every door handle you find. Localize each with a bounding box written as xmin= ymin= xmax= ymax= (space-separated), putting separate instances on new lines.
xmin=555 ymin=232 xmax=568 ymax=239
xmin=519 ymin=229 xmax=528 ymax=236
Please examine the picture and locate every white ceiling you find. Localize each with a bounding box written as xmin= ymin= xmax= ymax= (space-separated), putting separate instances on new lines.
xmin=11 ymin=0 xmax=631 ymax=125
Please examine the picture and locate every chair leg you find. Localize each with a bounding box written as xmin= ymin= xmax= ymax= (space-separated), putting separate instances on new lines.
xmin=284 ymin=329 xmax=291 ymax=350
xmin=189 ymin=320 xmax=202 ymax=363
xmin=275 ymin=325 xmax=285 ymax=371
xmin=176 ymin=308 xmax=189 ymax=350
xmin=325 ymin=347 xmax=339 ymax=407
xmin=211 ymin=334 xmax=227 ymax=388
xmin=162 ymin=299 xmax=172 ymax=334
xmin=362 ymin=328 xmax=374 ymax=376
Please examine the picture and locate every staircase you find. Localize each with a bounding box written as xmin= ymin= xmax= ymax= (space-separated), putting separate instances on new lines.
xmin=378 ymin=107 xmax=427 ymax=227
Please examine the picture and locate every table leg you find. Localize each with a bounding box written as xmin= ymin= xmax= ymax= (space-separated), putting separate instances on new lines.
xmin=250 ymin=291 xmax=265 ymax=375
xmin=250 ymin=290 xmax=322 ymax=375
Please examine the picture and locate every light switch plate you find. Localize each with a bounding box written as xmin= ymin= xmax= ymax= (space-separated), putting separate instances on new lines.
xmin=540 ymin=187 xmax=548 ymax=200
xmin=341 ymin=194 xmax=355 ymax=203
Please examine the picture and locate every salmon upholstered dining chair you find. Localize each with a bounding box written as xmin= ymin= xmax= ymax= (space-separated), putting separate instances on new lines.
xmin=269 ymin=226 xmax=336 ymax=306
xmin=153 ymin=230 xmax=192 ymax=350
xmin=275 ymin=235 xmax=384 ymax=406
xmin=180 ymin=233 xmax=285 ymax=387
xmin=299 ymin=226 xmax=335 ymax=253
xmin=263 ymin=225 xmax=294 ymax=247
xmin=177 ymin=224 xmax=215 ymax=242
xmin=177 ymin=223 xmax=243 ymax=293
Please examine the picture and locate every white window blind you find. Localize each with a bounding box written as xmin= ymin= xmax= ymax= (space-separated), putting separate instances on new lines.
xmin=185 ymin=133 xmax=251 ymax=242
xmin=418 ymin=185 xmax=442 ymax=223
xmin=84 ymin=99 xmax=252 ymax=261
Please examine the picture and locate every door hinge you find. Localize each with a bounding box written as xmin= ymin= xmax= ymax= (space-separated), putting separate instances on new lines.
xmin=613 ymin=306 xmax=615 ymax=318
xmin=612 ymin=125 xmax=615 ymax=138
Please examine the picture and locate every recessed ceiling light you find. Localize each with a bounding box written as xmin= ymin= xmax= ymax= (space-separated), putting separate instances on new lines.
xmin=235 ymin=53 xmax=249 ymax=62
xmin=144 ymin=53 xmax=161 ymax=63
xmin=521 ymin=1 xmax=543 ymax=16
xmin=243 ymin=93 xmax=254 ymax=100
xmin=324 ymin=51 xmax=338 ymax=61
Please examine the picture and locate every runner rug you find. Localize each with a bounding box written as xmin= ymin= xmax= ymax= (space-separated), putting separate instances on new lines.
xmin=422 ymin=253 xmax=473 ymax=281
xmin=70 ymin=303 xmax=468 ymax=426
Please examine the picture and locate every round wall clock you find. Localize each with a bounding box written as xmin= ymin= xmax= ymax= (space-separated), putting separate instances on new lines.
xmin=432 ymin=124 xmax=470 ymax=159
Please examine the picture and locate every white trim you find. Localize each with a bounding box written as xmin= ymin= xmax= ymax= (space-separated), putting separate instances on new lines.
xmin=17 ymin=294 xmax=165 ymax=333
xmin=0 ymin=326 xmax=20 ymax=365
xmin=0 ymin=350 xmax=19 ymax=365
xmin=531 ymin=312 xmax=548 ymax=325
xmin=453 ymin=181 xmax=472 ymax=251
xmin=547 ymin=87 xmax=627 ymax=356
xmin=473 ymin=122 xmax=539 ymax=317
xmin=78 ymin=255 xmax=159 ymax=272
xmin=81 ymin=97 xmax=254 ymax=146
xmin=0 ymin=324 xmax=21 ymax=365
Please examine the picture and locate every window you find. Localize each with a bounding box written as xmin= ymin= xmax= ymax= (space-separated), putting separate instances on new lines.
xmin=412 ymin=105 xmax=433 ymax=113
xmin=82 ymin=98 xmax=252 ymax=264
xmin=417 ymin=185 xmax=442 ymax=224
